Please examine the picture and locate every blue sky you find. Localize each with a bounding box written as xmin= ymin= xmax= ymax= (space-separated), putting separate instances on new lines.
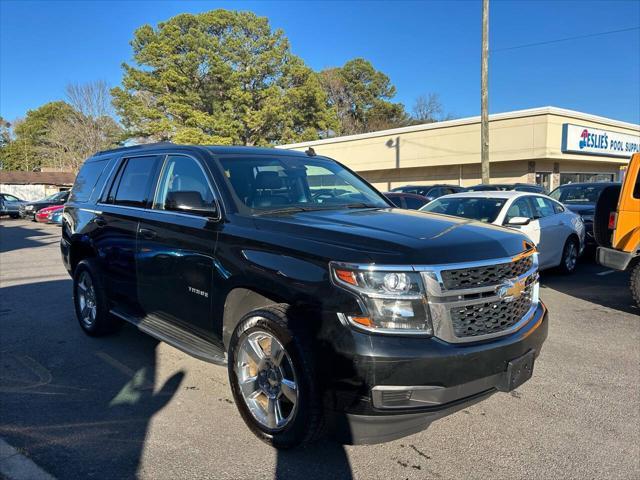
xmin=1 ymin=0 xmax=639 ymax=124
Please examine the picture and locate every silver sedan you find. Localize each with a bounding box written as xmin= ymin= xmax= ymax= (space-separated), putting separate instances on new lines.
xmin=421 ymin=191 xmax=585 ymax=273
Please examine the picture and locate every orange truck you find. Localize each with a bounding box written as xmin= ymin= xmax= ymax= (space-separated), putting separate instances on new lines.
xmin=594 ymin=152 xmax=640 ymax=306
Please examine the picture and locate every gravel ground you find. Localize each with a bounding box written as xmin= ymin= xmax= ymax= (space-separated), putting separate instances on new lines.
xmin=1 ymin=219 xmax=638 ymax=479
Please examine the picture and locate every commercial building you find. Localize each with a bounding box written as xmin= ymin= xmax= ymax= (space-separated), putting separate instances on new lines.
xmin=0 ymin=170 xmax=75 ymax=201
xmin=278 ymin=107 xmax=640 ymax=192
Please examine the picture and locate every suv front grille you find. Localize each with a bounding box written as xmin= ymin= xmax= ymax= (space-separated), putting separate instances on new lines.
xmin=440 ymin=255 xmax=533 ymax=290
xmin=450 ymin=285 xmax=533 ymax=338
xmin=421 ymin=251 xmax=539 ymax=343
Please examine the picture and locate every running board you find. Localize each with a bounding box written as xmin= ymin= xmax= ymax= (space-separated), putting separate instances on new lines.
xmin=111 ymin=308 xmax=227 ymax=365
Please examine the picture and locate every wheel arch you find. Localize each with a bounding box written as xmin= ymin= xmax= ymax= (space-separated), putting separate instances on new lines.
xmin=69 ymin=238 xmax=98 ymax=275
xmin=221 ymin=287 xmax=288 ymax=349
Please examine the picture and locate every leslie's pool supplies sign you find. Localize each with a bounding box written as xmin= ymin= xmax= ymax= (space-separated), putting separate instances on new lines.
xmin=562 ymin=124 xmax=640 ymax=158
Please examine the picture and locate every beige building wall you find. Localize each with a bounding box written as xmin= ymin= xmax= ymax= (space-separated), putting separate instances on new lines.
xmin=279 ymin=107 xmax=639 ymax=192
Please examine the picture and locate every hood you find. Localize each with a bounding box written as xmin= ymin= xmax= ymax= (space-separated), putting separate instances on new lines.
xmin=563 ymin=203 xmax=595 ymax=216
xmin=28 ymin=200 xmax=61 ymax=206
xmin=38 ymin=205 xmax=64 ymax=213
xmin=253 ymin=208 xmax=532 ymax=265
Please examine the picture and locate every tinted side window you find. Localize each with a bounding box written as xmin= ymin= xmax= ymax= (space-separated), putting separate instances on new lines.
xmin=531 ymin=196 xmax=555 ymax=218
xmin=516 ymin=186 xmax=539 ymax=193
xmin=634 ymin=171 xmax=640 ymax=199
xmin=427 ymin=187 xmax=442 ymax=198
xmin=69 ymin=159 xmax=109 ymax=203
xmin=153 ymin=155 xmax=216 ymax=213
xmin=111 ymin=156 xmax=159 ymax=207
xmin=405 ymin=197 xmax=427 ymax=209
xmin=387 ymin=196 xmax=403 ymax=208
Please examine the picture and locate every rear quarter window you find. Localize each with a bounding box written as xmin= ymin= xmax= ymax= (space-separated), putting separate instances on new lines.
xmin=405 ymin=197 xmax=427 ymax=209
xmin=108 ymin=156 xmax=161 ymax=208
xmin=69 ymin=159 xmax=110 ymax=203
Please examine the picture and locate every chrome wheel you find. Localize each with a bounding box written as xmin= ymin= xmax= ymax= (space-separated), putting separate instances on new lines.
xmin=235 ymin=330 xmax=298 ymax=430
xmin=564 ymin=241 xmax=578 ymax=271
xmin=77 ymin=271 xmax=97 ymax=327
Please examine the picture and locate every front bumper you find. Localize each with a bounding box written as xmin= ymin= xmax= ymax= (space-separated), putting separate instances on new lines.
xmin=326 ymin=301 xmax=548 ymax=444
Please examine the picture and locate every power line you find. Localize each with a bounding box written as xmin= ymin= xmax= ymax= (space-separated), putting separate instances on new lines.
xmin=492 ymin=26 xmax=640 ymax=53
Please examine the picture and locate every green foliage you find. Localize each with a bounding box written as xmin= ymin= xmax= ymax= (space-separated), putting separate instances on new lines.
xmin=1 ymin=89 xmax=122 ymax=172
xmin=13 ymin=102 xmax=76 ymax=144
xmin=112 ymin=10 xmax=336 ymax=146
xmin=0 ymin=102 xmax=75 ymax=171
xmin=319 ymin=58 xmax=408 ymax=135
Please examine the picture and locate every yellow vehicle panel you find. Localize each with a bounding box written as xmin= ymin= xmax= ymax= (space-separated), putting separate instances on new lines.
xmin=613 ymin=153 xmax=640 ymax=253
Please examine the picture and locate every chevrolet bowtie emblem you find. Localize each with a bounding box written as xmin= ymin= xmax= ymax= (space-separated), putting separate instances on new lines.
xmin=496 ymin=279 xmax=526 ymax=302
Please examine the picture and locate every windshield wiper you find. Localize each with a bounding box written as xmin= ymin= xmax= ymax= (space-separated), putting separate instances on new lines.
xmin=254 ymin=206 xmax=312 ymax=216
xmin=254 ymin=203 xmax=381 ymax=216
xmin=342 ymin=203 xmax=381 ymax=209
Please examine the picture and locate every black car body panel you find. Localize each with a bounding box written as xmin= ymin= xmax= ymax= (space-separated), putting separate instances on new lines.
xmin=549 ymin=182 xmax=620 ymax=245
xmin=61 ymin=144 xmax=548 ymax=445
xmin=390 ymin=184 xmax=465 ymax=202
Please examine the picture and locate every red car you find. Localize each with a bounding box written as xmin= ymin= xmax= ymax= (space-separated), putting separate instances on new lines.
xmin=35 ymin=204 xmax=64 ymax=223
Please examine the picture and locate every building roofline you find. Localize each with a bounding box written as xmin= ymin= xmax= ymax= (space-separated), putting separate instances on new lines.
xmin=277 ymin=106 xmax=640 ymax=149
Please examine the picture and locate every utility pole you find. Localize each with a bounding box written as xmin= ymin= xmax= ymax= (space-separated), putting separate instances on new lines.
xmin=481 ymin=0 xmax=490 ymax=184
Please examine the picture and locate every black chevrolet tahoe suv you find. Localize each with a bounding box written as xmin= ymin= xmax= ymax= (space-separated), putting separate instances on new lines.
xmin=61 ymin=144 xmax=548 ymax=448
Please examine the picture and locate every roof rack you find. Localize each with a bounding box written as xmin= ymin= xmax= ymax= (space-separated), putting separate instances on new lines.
xmin=93 ymin=141 xmax=174 ymax=156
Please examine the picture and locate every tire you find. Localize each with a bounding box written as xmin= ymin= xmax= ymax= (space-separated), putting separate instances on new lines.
xmin=73 ymin=259 xmax=120 ymax=336
xmin=227 ymin=305 xmax=324 ymax=449
xmin=558 ymin=237 xmax=579 ymax=274
xmin=9 ymin=213 xmax=19 ymax=219
xmin=630 ymin=261 xmax=640 ymax=308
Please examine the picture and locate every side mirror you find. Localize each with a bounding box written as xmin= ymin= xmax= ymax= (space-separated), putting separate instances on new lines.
xmin=165 ymin=191 xmax=219 ymax=219
xmin=506 ymin=216 xmax=531 ymax=226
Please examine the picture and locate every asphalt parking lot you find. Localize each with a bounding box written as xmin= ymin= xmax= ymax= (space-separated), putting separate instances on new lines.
xmin=0 ymin=219 xmax=638 ymax=480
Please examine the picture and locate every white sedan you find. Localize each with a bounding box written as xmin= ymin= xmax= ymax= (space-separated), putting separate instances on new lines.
xmin=421 ymin=191 xmax=585 ymax=273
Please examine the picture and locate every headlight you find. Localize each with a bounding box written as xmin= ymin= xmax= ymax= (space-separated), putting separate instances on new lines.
xmin=330 ymin=263 xmax=432 ymax=335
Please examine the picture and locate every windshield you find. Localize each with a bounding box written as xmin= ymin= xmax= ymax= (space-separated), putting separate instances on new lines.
xmin=391 ymin=186 xmax=426 ymax=195
xmin=217 ymin=155 xmax=390 ymax=213
xmin=421 ymin=197 xmax=506 ymax=223
xmin=467 ymin=185 xmax=510 ymax=192
xmin=549 ymin=184 xmax=605 ymax=204
xmin=42 ymin=191 xmax=68 ymax=201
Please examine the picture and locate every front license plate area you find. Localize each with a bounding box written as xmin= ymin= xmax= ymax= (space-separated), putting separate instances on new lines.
xmin=501 ymin=350 xmax=535 ymax=391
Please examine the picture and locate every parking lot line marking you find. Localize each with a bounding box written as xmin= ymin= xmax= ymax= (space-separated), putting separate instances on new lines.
xmin=596 ymin=270 xmax=616 ymax=276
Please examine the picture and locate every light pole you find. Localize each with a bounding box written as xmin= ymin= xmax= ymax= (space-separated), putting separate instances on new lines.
xmin=481 ymin=0 xmax=490 ymax=184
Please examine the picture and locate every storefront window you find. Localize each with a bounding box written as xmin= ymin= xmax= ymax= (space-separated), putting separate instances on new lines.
xmin=535 ymin=172 xmax=551 ymax=192
xmin=559 ymin=173 xmax=615 ymax=185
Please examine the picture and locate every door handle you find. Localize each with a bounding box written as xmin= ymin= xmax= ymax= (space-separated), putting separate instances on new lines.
xmin=139 ymin=228 xmax=157 ymax=239
xmin=93 ymin=216 xmax=107 ymax=227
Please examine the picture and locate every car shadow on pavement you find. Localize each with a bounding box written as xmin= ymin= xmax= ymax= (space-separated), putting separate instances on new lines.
xmin=0 ymin=222 xmax=56 ymax=254
xmin=540 ymin=257 xmax=637 ymax=315
xmin=0 ymin=279 xmax=185 ymax=479
xmin=275 ymin=441 xmax=353 ymax=480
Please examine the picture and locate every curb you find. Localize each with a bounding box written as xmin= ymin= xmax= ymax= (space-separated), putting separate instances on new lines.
xmin=0 ymin=438 xmax=56 ymax=480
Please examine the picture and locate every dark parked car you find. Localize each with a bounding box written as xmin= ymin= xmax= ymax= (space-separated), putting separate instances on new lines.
xmin=390 ymin=184 xmax=465 ymax=202
xmin=383 ymin=192 xmax=429 ymax=209
xmin=61 ymin=144 xmax=548 ymax=448
xmin=0 ymin=193 xmax=26 ymax=218
xmin=549 ymin=182 xmax=619 ymax=245
xmin=466 ymin=183 xmax=545 ymax=194
xmin=20 ymin=190 xmax=69 ymax=220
